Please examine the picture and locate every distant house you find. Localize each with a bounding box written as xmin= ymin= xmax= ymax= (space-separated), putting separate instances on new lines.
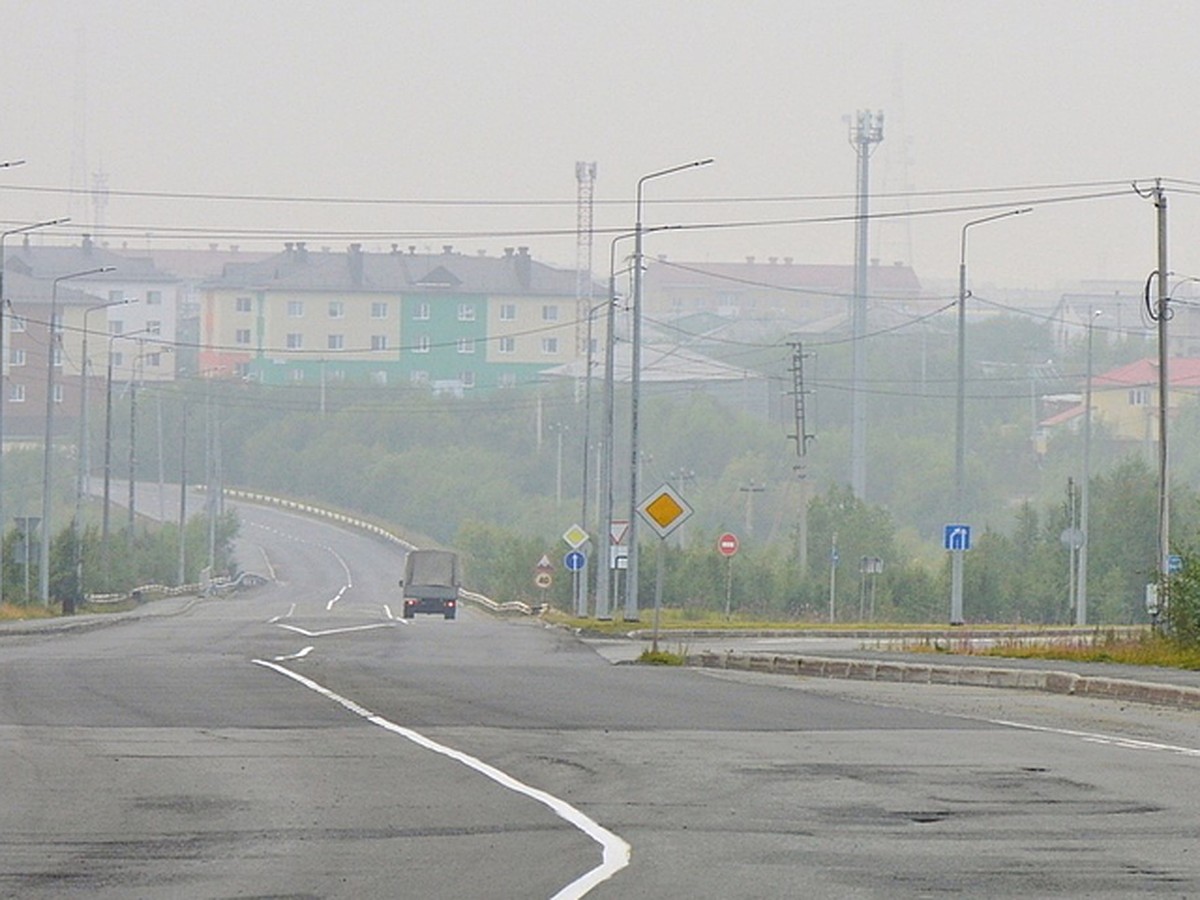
xmin=1036 ymin=357 xmax=1200 ymax=451
xmin=200 ymin=243 xmax=591 ymax=391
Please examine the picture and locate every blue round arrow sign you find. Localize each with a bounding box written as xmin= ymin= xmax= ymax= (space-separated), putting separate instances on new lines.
xmin=564 ymin=550 xmax=586 ymax=571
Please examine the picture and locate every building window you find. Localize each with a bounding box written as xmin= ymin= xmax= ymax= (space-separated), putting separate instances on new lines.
xmin=287 ymin=300 xmax=304 ymax=318
xmin=9 ymin=384 xmax=24 ymax=402
xmin=370 ymin=335 xmax=388 ymax=351
xmin=10 ymin=349 xmax=25 ymax=367
xmin=327 ymin=334 xmax=344 ymax=350
xmin=235 ymin=328 xmax=251 ymax=345
xmin=286 ymin=333 xmax=303 ymax=349
xmin=499 ymin=337 xmax=515 ymax=354
xmin=457 ymin=338 xmax=475 ymax=354
xmin=460 ymin=371 xmax=476 ymax=388
xmin=330 ymin=369 xmax=346 ymax=382
xmin=457 ymin=303 xmax=476 ymax=322
xmin=414 ymin=302 xmax=430 ymax=321
xmin=541 ymin=337 xmax=559 ymax=354
xmin=112 ymin=351 xmax=125 ymax=368
xmin=51 ymin=313 xmax=63 ymax=334
xmin=498 ymin=372 xmax=517 ymax=388
xmin=235 ymin=296 xmax=253 ymax=313
xmin=1129 ymin=389 xmax=1149 ymax=406
xmin=414 ymin=335 xmax=430 ymax=354
xmin=52 ymin=346 xmax=63 ymax=367
xmin=147 ymin=320 xmax=161 ymax=335
xmin=109 ymin=320 xmax=124 ymax=335
xmin=10 ymin=315 xmax=25 ymax=332
xmin=328 ymin=301 xmax=344 ymax=319
xmin=52 ymin=384 xmax=64 ymax=404
xmin=500 ymin=303 xmax=516 ymax=321
xmin=146 ymin=353 xmax=161 ymax=368
xmin=371 ymin=302 xmax=388 ymax=319
xmin=371 ymin=370 xmax=388 ymax=385
xmin=410 ymin=370 xmax=429 ymax=384
xmin=542 ymin=305 xmax=559 ymax=321
xmin=290 ymin=369 xmax=305 ymax=382
xmin=147 ymin=290 xmax=163 ymax=306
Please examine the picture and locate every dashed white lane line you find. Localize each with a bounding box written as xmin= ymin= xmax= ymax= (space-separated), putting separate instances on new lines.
xmin=990 ymin=718 xmax=1200 ymax=758
xmin=274 ymin=646 xmax=314 ymax=662
xmin=252 ymin=659 xmax=631 ymax=900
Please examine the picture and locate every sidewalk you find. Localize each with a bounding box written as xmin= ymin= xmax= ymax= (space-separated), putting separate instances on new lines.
xmin=582 ymin=632 xmax=1200 ymax=712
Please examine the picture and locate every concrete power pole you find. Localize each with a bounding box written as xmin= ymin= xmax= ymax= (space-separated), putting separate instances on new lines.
xmin=848 ymin=111 xmax=883 ymax=500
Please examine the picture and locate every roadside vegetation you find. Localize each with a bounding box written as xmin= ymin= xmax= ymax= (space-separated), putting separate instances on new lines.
xmin=11 ymin=311 xmax=1200 ymax=648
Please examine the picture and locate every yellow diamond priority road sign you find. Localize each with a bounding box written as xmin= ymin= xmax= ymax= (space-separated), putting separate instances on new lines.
xmin=637 ymin=483 xmax=694 ymax=539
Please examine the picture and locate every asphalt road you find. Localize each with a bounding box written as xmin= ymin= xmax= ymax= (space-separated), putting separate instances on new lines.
xmin=2 ymin=498 xmax=1198 ymax=898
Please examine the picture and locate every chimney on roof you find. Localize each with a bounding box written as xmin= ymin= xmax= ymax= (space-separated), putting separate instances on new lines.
xmin=746 ymin=256 xmax=755 ymax=264
xmin=284 ymin=241 xmax=295 ymax=258
xmin=784 ymin=257 xmax=793 ymax=265
xmin=391 ymin=243 xmax=400 ymax=254
xmin=348 ymin=243 xmax=364 ymax=286
xmin=504 ymin=247 xmax=515 ymax=257
xmin=82 ymin=234 xmax=93 ymax=254
xmin=296 ymin=241 xmax=308 ymax=262
xmin=515 ymin=246 xmax=531 ymax=289
xmin=408 ymin=245 xmax=416 ymax=255
xmin=443 ymin=245 xmax=454 ymax=255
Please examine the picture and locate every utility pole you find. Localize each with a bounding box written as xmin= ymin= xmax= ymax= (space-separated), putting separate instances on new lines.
xmin=738 ymin=481 xmax=765 ymax=534
xmin=1154 ymin=181 xmax=1170 ymax=597
xmin=848 ymin=110 xmax=883 ymax=500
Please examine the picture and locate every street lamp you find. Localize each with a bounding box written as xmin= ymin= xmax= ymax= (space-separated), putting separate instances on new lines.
xmin=950 ymin=208 xmax=1029 ymax=624
xmin=0 ymin=216 xmax=69 ymax=606
xmin=73 ymin=295 xmax=136 ymax=605
xmin=40 ymin=265 xmax=113 ymax=606
xmin=627 ymin=158 xmax=712 ymax=621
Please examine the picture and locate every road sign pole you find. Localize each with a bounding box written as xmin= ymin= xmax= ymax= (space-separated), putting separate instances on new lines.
xmin=652 ymin=536 xmax=666 ymax=654
xmin=724 ymin=556 xmax=733 ymax=620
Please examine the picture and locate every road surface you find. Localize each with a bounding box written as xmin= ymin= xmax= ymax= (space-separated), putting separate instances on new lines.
xmin=2 ymin=498 xmax=1198 ymax=897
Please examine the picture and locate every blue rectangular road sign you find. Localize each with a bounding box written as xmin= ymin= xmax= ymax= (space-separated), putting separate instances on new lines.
xmin=943 ymin=524 xmax=971 ymax=552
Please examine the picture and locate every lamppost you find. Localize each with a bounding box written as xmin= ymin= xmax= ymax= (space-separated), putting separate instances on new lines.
xmin=1077 ymin=309 xmax=1101 ymax=625
xmin=950 ymin=208 xmax=1029 ymax=624
xmin=73 ymin=295 xmax=134 ymax=605
xmin=627 ymin=158 xmax=712 ymax=621
xmin=40 ymin=266 xmax=113 ymax=606
xmin=0 ymin=216 xmax=68 ymax=606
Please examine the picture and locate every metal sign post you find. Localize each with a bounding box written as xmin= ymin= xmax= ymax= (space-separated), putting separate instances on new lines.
xmin=636 ymin=484 xmax=693 ymax=651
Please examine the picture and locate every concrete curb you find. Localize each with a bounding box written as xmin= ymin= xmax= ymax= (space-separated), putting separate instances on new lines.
xmin=689 ymin=651 xmax=1200 ymax=712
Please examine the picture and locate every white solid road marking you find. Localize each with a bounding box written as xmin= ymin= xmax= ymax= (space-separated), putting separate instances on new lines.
xmin=252 ymin=659 xmax=631 ymax=899
xmin=991 ymin=718 xmax=1200 ymax=758
xmin=275 ymin=622 xmax=396 ymax=638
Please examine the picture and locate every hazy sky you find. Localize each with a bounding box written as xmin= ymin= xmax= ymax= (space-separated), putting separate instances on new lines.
xmin=3 ymin=0 xmax=1199 ymax=292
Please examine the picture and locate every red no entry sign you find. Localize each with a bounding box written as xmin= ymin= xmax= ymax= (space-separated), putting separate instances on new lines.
xmin=717 ymin=532 xmax=739 ymax=557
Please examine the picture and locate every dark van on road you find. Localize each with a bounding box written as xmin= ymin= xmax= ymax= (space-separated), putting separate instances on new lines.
xmin=399 ymin=550 xmax=461 ymax=619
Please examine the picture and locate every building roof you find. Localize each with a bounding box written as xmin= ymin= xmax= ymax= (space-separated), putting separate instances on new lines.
xmin=4 ymin=235 xmax=178 ymax=283
xmin=206 ymin=242 xmax=585 ymax=296
xmin=1093 ymin=357 xmax=1200 ymax=390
